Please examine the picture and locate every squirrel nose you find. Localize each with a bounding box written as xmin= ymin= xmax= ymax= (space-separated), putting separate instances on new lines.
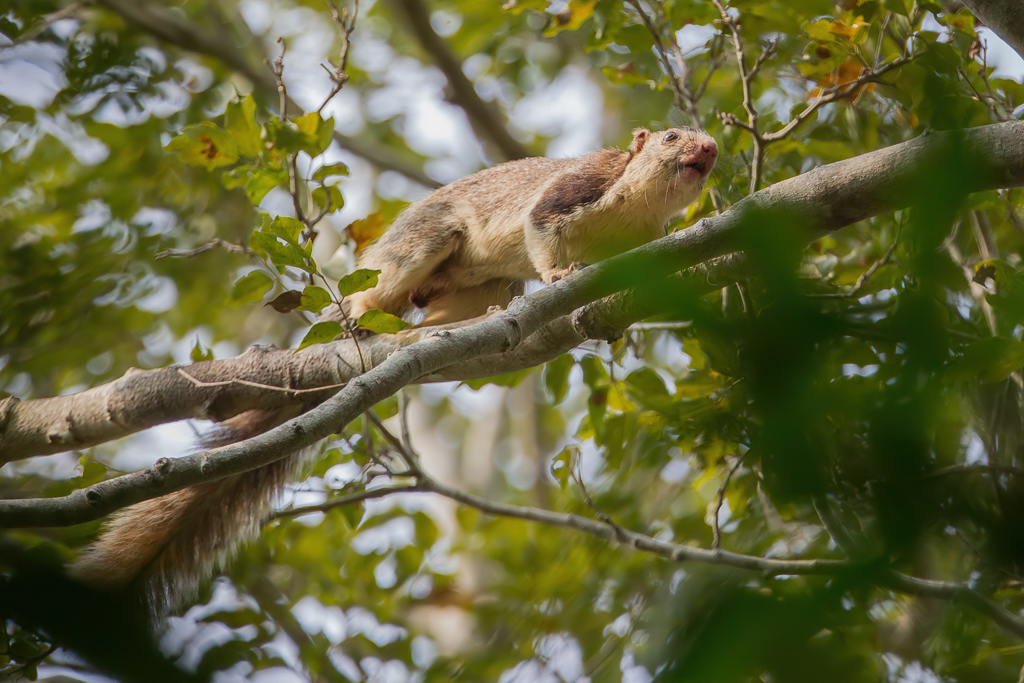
xmin=701 ymin=142 xmax=718 ymax=158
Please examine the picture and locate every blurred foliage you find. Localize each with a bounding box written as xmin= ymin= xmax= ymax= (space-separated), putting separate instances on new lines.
xmin=3 ymin=0 xmax=1024 ymax=681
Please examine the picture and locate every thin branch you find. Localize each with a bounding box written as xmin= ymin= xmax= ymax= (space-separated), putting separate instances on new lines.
xmin=175 ymin=368 xmax=347 ymax=396
xmin=711 ymin=0 xmax=765 ymax=192
xmin=920 ymin=463 xmax=1024 ymax=480
xmin=269 ymin=482 xmax=423 ymax=520
xmin=882 ymin=570 xmax=1024 ymax=641
xmin=365 ymin=409 xmax=422 ymax=477
xmin=761 ymin=54 xmax=916 ymax=144
xmin=318 ymin=0 xmax=358 ymax=115
xmin=398 ymin=391 xmax=413 ymax=453
xmin=625 ymin=0 xmax=700 ymax=125
xmin=810 ymin=220 xmax=901 ymax=299
xmin=628 ymin=321 xmax=692 ymax=331
xmin=154 ymin=238 xmax=256 ymax=260
xmin=278 ymin=463 xmax=1024 ymax=640
xmin=388 ymin=0 xmax=529 ymax=161
xmin=572 ymin=460 xmax=631 ymax=544
xmin=712 ymin=452 xmax=746 ymax=549
xmin=7 ymin=1 xmax=93 ymax=46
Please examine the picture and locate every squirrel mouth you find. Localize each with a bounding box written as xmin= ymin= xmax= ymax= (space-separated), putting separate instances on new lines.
xmin=678 ymin=160 xmax=709 ymax=177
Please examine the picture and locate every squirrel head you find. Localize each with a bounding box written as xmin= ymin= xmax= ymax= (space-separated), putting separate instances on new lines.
xmin=618 ymin=126 xmax=719 ymax=217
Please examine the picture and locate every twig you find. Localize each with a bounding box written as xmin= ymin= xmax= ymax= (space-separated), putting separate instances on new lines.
xmin=154 ymin=238 xmax=256 ymax=260
xmin=8 ymin=1 xmax=92 ymax=45
xmin=812 ymin=494 xmax=864 ymax=558
xmin=761 ymin=54 xmax=916 ymax=144
xmin=712 ymin=452 xmax=746 ymax=549
xmin=625 ymin=0 xmax=700 ymax=125
xmin=364 ymin=410 xmax=421 ymax=476
xmin=318 ymin=0 xmax=358 ymax=115
xmin=398 ymin=391 xmax=414 ymax=453
xmin=711 ymin=0 xmax=767 ymax=192
xmin=269 ymin=482 xmax=423 ymax=520
xmin=810 ymin=220 xmax=901 ymax=299
xmin=176 ymin=369 xmax=347 ymax=396
xmin=872 ymin=13 xmax=890 ymax=69
xmin=572 ymin=461 xmax=631 ymax=544
xmin=920 ymin=463 xmax=1024 ymax=480
xmin=628 ymin=321 xmax=692 ymax=331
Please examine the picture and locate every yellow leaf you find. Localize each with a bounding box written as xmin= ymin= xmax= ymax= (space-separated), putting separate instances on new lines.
xmin=543 ymin=0 xmax=596 ymax=36
xmin=828 ymin=20 xmax=867 ymax=43
xmin=345 ymin=213 xmax=386 ymax=254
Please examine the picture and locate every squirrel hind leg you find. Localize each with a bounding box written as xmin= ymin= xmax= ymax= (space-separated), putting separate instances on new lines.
xmin=416 ymin=278 xmax=523 ymax=327
xmin=347 ymin=225 xmax=464 ymax=321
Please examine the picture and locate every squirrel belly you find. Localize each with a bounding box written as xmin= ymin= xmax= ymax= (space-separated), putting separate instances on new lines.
xmin=342 ymin=126 xmax=717 ymax=327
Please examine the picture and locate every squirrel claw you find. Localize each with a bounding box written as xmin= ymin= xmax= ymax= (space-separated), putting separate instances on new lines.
xmin=546 ymin=262 xmax=587 ymax=283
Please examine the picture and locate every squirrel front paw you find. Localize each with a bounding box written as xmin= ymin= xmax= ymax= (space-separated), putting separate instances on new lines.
xmin=543 ymin=262 xmax=586 ymax=284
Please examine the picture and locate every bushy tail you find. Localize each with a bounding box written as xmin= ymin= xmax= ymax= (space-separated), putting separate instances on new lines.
xmin=72 ymin=409 xmax=308 ymax=615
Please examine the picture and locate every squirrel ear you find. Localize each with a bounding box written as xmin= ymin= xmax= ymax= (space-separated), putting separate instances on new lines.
xmin=629 ymin=128 xmax=650 ymax=155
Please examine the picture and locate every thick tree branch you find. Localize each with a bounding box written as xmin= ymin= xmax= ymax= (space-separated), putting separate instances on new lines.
xmin=387 ymin=0 xmax=530 ymax=161
xmin=3 ymin=121 xmax=1024 ymax=528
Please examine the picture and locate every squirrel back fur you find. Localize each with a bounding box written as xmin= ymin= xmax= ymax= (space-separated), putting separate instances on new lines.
xmin=342 ymin=126 xmax=718 ymax=327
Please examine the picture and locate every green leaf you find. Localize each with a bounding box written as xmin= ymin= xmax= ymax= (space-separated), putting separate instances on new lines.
xmin=270 ymin=215 xmax=304 ymax=244
xmin=544 ymin=354 xmax=575 ymax=404
xmin=252 ymin=231 xmax=311 ymax=272
xmin=265 ymin=290 xmax=303 ymax=313
xmin=265 ymin=117 xmax=309 ymax=155
xmin=337 ymin=268 xmax=380 ymax=296
xmin=246 ymin=167 xmax=287 ymax=204
xmin=550 ymin=446 xmax=575 ymax=490
xmin=337 ymin=500 xmax=365 ymax=530
xmin=625 ymin=366 xmax=669 ymax=398
xmin=312 ymin=184 xmax=345 ymax=212
xmin=413 ymin=511 xmax=439 ymax=548
xmin=190 ymin=339 xmax=214 ymax=363
xmin=356 ymin=309 xmax=410 ymax=334
xmin=230 ymin=270 xmax=274 ymax=303
xmin=946 ymin=337 xmax=1024 ymax=384
xmin=579 ymin=354 xmax=609 ymax=389
xmin=292 ymin=112 xmax=335 ymax=156
xmin=222 ymin=165 xmax=287 ymax=205
xmin=165 ymin=122 xmax=239 ymax=170
xmin=313 ymin=162 xmax=350 ymax=181
xmin=225 ymin=95 xmax=261 ymax=158
xmin=299 ymin=285 xmax=332 ymax=313
xmin=544 ymin=0 xmax=596 ymax=36
xmin=297 ymin=321 xmax=344 ymax=350
xmin=881 ymin=0 xmax=907 ymax=15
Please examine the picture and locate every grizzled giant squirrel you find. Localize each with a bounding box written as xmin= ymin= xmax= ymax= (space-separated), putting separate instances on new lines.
xmin=73 ymin=126 xmax=718 ymax=613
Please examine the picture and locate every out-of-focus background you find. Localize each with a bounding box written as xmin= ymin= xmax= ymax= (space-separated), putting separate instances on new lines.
xmin=4 ymin=0 xmax=1024 ymax=681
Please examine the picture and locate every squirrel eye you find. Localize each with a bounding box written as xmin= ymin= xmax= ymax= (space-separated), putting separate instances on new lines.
xmin=663 ymin=132 xmax=679 ymax=143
